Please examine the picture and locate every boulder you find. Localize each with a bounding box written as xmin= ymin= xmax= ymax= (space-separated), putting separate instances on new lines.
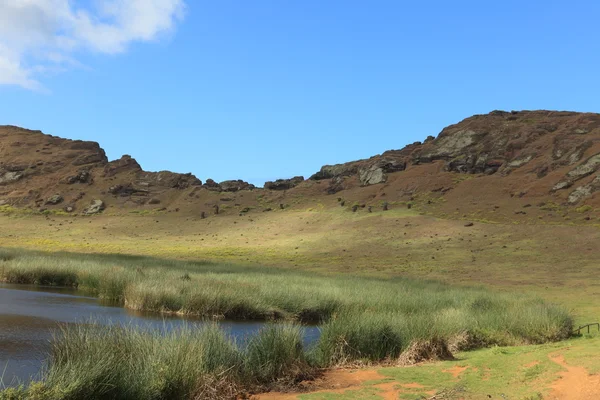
xmin=568 ymin=175 xmax=600 ymax=204
xmin=108 ymin=184 xmax=148 ymax=197
xmin=83 ymin=199 xmax=105 ymax=215
xmin=45 ymin=194 xmax=64 ymax=205
xmin=552 ymin=181 xmax=573 ymax=192
xmin=0 ymin=171 xmax=23 ymax=185
xmin=507 ymin=154 xmax=534 ymax=168
xmin=566 ymin=153 xmax=600 ymax=181
xmin=65 ymin=169 xmax=91 ymax=184
xmin=264 ymin=176 xmax=304 ymax=190
xmin=4 ymin=164 xmax=27 ymax=172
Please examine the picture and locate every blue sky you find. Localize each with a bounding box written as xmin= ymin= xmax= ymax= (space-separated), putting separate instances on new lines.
xmin=1 ymin=1 xmax=599 ymax=185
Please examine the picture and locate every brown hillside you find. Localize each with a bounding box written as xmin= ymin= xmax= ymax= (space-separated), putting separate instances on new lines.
xmin=1 ymin=110 xmax=600 ymax=221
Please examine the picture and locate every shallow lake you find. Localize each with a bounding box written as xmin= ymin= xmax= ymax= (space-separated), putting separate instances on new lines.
xmin=0 ymin=283 xmax=320 ymax=387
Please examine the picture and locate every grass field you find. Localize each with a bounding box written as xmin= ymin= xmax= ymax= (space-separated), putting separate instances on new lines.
xmin=0 ymin=207 xmax=599 ymax=399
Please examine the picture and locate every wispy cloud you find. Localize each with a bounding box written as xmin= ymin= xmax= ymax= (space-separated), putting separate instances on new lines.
xmin=0 ymin=0 xmax=186 ymax=91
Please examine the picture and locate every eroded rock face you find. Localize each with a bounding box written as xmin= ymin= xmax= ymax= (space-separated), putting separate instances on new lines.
xmin=264 ymin=176 xmax=304 ymax=190
xmin=553 ymin=153 xmax=600 ymax=192
xmin=418 ymin=129 xmax=481 ymax=161
xmin=310 ymin=163 xmax=358 ymax=180
xmin=358 ymin=166 xmax=386 ymax=186
xmin=566 ymin=153 xmax=600 ymax=180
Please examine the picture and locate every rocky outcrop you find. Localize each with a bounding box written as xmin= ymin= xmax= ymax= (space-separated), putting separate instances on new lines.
xmin=311 ymin=157 xmax=406 ymax=185
xmin=264 ymin=176 xmax=304 ymax=190
xmin=137 ymin=171 xmax=202 ymax=190
xmin=72 ymin=152 xmax=107 ymax=166
xmin=219 ymin=180 xmax=256 ymax=192
xmin=103 ymin=155 xmax=142 ymax=177
xmin=309 ymin=111 xmax=600 ymax=197
xmin=197 ymin=179 xmax=256 ymax=192
xmin=203 ymin=179 xmax=221 ymax=191
xmin=104 ymin=156 xmax=201 ymax=190
xmin=3 ymin=111 xmax=600 ymax=213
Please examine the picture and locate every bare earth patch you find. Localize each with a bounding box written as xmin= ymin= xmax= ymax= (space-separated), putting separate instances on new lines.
xmin=442 ymin=365 xmax=468 ymax=379
xmin=252 ymin=368 xmax=433 ymax=400
xmin=549 ymin=354 xmax=600 ymax=400
xmin=524 ymin=360 xmax=540 ymax=368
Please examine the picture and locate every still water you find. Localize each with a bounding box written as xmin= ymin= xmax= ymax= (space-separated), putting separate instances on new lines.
xmin=0 ymin=283 xmax=319 ymax=387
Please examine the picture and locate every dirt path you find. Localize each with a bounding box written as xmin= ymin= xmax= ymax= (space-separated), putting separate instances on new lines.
xmin=252 ymin=368 xmax=434 ymax=400
xmin=548 ymin=354 xmax=600 ymax=399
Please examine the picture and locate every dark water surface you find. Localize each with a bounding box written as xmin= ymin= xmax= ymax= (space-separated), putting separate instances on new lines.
xmin=0 ymin=283 xmax=319 ymax=387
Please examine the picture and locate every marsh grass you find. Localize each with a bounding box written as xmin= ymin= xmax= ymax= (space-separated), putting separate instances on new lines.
xmin=0 ymin=248 xmax=573 ymax=373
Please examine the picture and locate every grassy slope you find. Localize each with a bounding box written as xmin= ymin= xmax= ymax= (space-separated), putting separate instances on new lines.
xmin=1 ymin=203 xmax=599 ymax=398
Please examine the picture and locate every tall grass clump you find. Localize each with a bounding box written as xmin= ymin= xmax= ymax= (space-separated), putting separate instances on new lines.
xmin=314 ymin=312 xmax=405 ymax=365
xmin=243 ymin=324 xmax=312 ymax=385
xmin=3 ymin=323 xmax=312 ymax=400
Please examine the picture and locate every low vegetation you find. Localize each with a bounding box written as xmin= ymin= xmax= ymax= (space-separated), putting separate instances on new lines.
xmin=0 ymin=247 xmax=573 ymax=399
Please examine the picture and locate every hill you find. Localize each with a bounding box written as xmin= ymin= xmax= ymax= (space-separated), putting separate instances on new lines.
xmin=2 ymin=110 xmax=600 ymax=222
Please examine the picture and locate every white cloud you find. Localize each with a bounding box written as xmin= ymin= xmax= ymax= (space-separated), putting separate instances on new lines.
xmin=0 ymin=0 xmax=186 ymax=90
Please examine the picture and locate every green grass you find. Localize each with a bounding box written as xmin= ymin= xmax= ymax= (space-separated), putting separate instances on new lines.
xmin=299 ymin=335 xmax=600 ymax=400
